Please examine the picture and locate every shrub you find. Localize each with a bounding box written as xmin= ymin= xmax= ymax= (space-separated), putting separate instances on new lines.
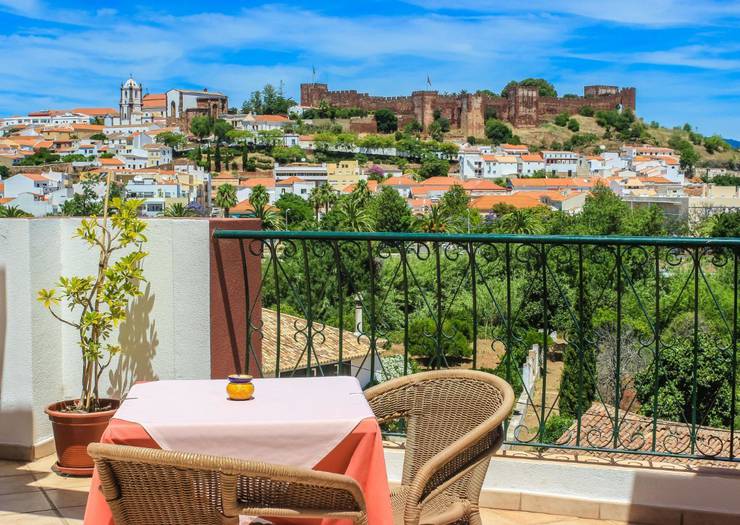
xmin=578 ymin=106 xmax=594 ymax=117
xmin=567 ymin=118 xmax=580 ymax=132
xmin=554 ymin=112 xmax=570 ymax=127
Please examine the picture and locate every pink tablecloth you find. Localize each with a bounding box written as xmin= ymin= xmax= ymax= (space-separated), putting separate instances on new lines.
xmin=83 ymin=377 xmax=392 ymax=525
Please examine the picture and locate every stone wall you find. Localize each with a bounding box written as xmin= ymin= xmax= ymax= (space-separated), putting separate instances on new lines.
xmin=300 ymin=83 xmax=637 ymax=136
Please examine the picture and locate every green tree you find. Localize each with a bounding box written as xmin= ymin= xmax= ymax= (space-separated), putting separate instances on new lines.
xmin=211 ymin=119 xmax=233 ymax=172
xmin=439 ymin=184 xmax=469 ymax=217
xmin=89 ymin=133 xmax=108 ymax=141
xmin=19 ymin=148 xmax=60 ymax=166
xmin=37 ymin=197 xmax=147 ymax=412
xmin=403 ymin=120 xmax=423 ymax=135
xmin=484 ymin=119 xmax=513 ymax=144
xmin=502 ymin=78 xmax=557 ymax=98
xmin=0 ymin=205 xmax=31 ymax=217
xmin=496 ymin=209 xmax=545 ymax=234
xmin=249 ymin=184 xmax=283 ymax=229
xmin=408 ymin=317 xmax=471 ymax=362
xmin=0 ymin=165 xmax=8 ymax=178
xmin=271 ymin=145 xmax=304 ymax=163
xmin=164 ymin=203 xmax=197 ymax=217
xmin=335 ymin=196 xmax=373 ymax=232
xmin=428 ymin=120 xmax=444 ymax=141
xmin=275 ymin=193 xmax=314 ymax=228
xmin=554 ymin=112 xmax=570 ymax=127
xmin=704 ymin=135 xmax=730 ymax=154
xmin=578 ymin=185 xmax=628 ymax=235
xmin=416 ymin=204 xmax=450 ymax=233
xmin=418 ymin=157 xmax=449 ymax=179
xmin=242 ymin=84 xmax=296 ymax=114
xmin=374 ymin=109 xmax=398 ymax=133
xmin=635 ymin=322 xmax=734 ymax=428
xmin=215 ymin=183 xmax=238 ymax=217
xmin=156 ymin=131 xmax=186 ymax=149
xmin=190 ymin=116 xmax=212 ymax=144
xmin=372 ymin=186 xmax=414 ymax=232
xmin=559 ymin=343 xmax=597 ymax=418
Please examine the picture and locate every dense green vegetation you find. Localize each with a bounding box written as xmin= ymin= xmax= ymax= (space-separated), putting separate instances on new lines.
xmin=257 ymin=183 xmax=740 ymax=447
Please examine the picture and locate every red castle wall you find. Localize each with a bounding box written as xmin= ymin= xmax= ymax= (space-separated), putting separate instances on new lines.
xmin=300 ymin=83 xmax=636 ymax=136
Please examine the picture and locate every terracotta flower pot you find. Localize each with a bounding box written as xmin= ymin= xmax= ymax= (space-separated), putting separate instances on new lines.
xmin=45 ymin=399 xmax=120 ymax=476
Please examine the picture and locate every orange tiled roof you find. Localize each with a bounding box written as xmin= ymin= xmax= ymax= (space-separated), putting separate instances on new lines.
xmin=20 ymin=173 xmax=49 ymax=182
xmin=72 ymin=124 xmax=104 ymax=131
xmin=240 ymin=177 xmax=275 ymax=188
xmin=343 ymin=180 xmax=379 ymax=193
xmin=419 ymin=176 xmax=463 ymax=187
xmin=100 ymin=157 xmax=124 ymax=165
xmin=470 ymin=194 xmax=544 ymax=210
xmin=638 ymin=176 xmax=673 ymax=184
xmin=559 ymin=404 xmax=739 ymax=468
xmin=520 ymin=154 xmax=544 ymax=162
xmin=501 ymin=143 xmax=528 ymax=150
xmin=482 ymin=155 xmax=518 ymax=163
xmin=382 ymin=176 xmax=416 ymax=186
xmin=71 ymin=107 xmax=117 ymax=117
xmin=461 ymin=179 xmax=506 ymax=191
xmin=255 ymin=115 xmax=290 ymax=122
xmin=510 ymin=177 xmax=594 ymax=188
xmin=0 ymin=197 xmax=14 ymax=204
xmin=142 ymin=94 xmax=167 ymax=108
xmin=276 ymin=176 xmax=307 ymax=185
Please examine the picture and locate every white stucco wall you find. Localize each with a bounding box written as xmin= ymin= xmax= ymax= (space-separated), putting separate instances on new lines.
xmin=0 ymin=218 xmax=212 ymax=452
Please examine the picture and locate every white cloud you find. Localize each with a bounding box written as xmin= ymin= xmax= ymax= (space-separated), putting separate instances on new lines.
xmin=407 ymin=0 xmax=740 ymax=27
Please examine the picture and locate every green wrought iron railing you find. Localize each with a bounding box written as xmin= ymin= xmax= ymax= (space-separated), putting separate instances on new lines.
xmin=213 ymin=229 xmax=740 ymax=463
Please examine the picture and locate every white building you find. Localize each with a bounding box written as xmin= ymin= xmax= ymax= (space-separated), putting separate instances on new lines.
xmin=542 ymin=151 xmax=581 ymax=176
xmin=482 ymin=155 xmax=519 ymax=178
xmin=274 ymin=163 xmax=329 ymax=187
xmin=519 ymin=154 xmax=545 ymax=176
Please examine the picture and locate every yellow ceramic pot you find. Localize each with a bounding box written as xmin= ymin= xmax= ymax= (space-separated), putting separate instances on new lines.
xmin=227 ymin=374 xmax=255 ymax=401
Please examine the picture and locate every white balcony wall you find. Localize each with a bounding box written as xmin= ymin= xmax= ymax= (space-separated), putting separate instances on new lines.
xmin=0 ymin=218 xmax=211 ymax=458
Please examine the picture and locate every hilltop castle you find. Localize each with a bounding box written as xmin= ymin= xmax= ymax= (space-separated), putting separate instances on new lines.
xmin=300 ymin=83 xmax=636 ymax=137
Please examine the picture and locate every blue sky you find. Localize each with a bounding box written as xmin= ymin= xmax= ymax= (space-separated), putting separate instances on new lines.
xmin=0 ymin=0 xmax=738 ymax=137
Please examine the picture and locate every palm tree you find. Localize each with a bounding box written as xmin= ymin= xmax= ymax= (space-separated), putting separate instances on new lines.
xmin=416 ymin=204 xmax=449 ymax=233
xmin=308 ymin=183 xmax=337 ymax=220
xmin=319 ymin=183 xmax=337 ymax=214
xmin=0 ymin=205 xmax=31 ymax=218
xmin=164 ymin=203 xmax=197 ymax=217
xmin=215 ymin=184 xmax=238 ymax=217
xmin=336 ymin=197 xmax=373 ymax=232
xmin=308 ymin=186 xmax=323 ymax=221
xmin=351 ymin=180 xmax=371 ymax=206
xmin=497 ymin=209 xmax=545 ymax=235
xmin=249 ymin=185 xmax=269 ymax=211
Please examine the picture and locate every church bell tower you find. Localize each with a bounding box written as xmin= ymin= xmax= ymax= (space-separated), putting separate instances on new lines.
xmin=119 ymin=76 xmax=143 ymax=124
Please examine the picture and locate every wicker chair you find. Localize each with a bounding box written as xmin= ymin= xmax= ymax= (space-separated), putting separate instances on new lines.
xmin=87 ymin=442 xmax=368 ymax=524
xmin=365 ymin=369 xmax=515 ymax=525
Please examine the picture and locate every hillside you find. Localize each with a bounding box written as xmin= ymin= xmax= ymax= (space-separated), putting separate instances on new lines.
xmin=509 ymin=115 xmax=739 ymax=166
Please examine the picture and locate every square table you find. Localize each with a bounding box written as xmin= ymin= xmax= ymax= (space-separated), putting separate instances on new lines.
xmin=83 ymin=376 xmax=393 ymax=524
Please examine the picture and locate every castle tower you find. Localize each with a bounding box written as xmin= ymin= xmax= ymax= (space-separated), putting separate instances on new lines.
xmin=507 ymin=86 xmax=539 ymax=127
xmin=120 ymin=77 xmax=143 ymax=124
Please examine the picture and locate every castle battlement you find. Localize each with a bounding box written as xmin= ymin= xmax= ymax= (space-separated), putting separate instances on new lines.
xmin=299 ymin=82 xmax=636 ymax=136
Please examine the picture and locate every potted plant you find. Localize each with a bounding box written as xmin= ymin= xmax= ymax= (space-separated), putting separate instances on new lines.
xmin=38 ymin=183 xmax=147 ymax=476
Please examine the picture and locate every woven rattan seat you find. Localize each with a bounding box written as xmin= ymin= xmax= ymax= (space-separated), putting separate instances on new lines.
xmin=88 ymin=442 xmax=369 ymax=524
xmin=366 ymin=370 xmax=514 ymax=525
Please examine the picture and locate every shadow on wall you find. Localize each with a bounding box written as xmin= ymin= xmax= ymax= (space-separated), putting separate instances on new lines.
xmin=0 ymin=267 xmax=34 ymax=455
xmin=0 ymin=266 xmax=6 ymax=404
xmin=108 ymin=282 xmax=159 ymax=398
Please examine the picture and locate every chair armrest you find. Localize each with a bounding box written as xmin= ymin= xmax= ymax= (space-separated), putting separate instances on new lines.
xmin=402 ymin=418 xmax=507 ymax=522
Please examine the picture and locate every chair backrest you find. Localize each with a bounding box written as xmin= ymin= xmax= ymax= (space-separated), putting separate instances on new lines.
xmin=365 ymin=369 xmax=514 ymax=487
xmin=88 ymin=442 xmax=367 ymax=525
